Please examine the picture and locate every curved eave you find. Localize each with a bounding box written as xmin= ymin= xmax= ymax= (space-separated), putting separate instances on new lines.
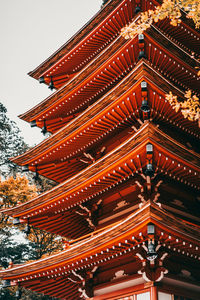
xmin=27 ymin=0 xmax=141 ymax=93
xmin=28 ymin=0 xmax=121 ymax=80
xmin=28 ymin=0 xmax=200 ymax=84
xmin=20 ymin=16 xmax=200 ymax=126
xmin=157 ymin=19 xmax=200 ymax=57
xmin=3 ymin=122 xmax=200 ymax=222
xmin=14 ymin=42 xmax=138 ymax=166
xmin=12 ymin=59 xmax=200 ymax=172
xmin=144 ymin=32 xmax=199 ymax=94
xmin=1 ymin=202 xmax=200 ymax=281
xmin=19 ymin=35 xmax=128 ymax=123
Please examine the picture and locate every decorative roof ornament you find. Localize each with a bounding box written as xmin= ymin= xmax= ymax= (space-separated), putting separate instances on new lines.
xmin=48 ymin=77 xmax=55 ymax=90
xmin=147 ymin=240 xmax=158 ymax=261
xmin=140 ymin=100 xmax=150 ymax=112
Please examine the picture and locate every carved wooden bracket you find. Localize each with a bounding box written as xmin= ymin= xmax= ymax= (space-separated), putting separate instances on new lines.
xmin=67 ymin=267 xmax=98 ymax=299
xmin=75 ymin=200 xmax=102 ymax=230
xmin=136 ymin=174 xmax=163 ymax=207
xmin=136 ymin=250 xmax=168 ymax=282
xmin=67 ymin=270 xmax=89 ymax=298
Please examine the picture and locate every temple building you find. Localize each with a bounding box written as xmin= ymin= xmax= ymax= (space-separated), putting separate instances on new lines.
xmin=0 ymin=0 xmax=200 ymax=299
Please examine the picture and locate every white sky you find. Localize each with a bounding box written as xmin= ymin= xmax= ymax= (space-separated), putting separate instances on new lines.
xmin=0 ymin=0 xmax=102 ymax=146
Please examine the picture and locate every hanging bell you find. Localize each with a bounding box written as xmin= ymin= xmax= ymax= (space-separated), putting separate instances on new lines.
xmin=2 ymin=279 xmax=11 ymax=287
xmin=145 ymin=163 xmax=154 ymax=177
xmin=24 ymin=224 xmax=31 ymax=235
xmin=33 ymin=170 xmax=39 ymax=181
xmin=147 ymin=240 xmax=157 ymax=261
xmin=48 ymin=77 xmax=55 ymax=90
xmin=41 ymin=124 xmax=47 ymax=135
xmin=22 ymin=165 xmax=29 ymax=172
xmin=140 ymin=100 xmax=150 ymax=112
xmin=15 ymin=288 xmax=22 ymax=300
xmin=135 ymin=5 xmax=141 ymax=14
xmin=102 ymin=0 xmax=109 ymax=5
xmin=41 ymin=120 xmax=47 ymax=135
xmin=39 ymin=76 xmax=45 ymax=84
xmin=138 ymin=50 xmax=146 ymax=59
xmin=30 ymin=120 xmax=37 ymax=127
xmin=13 ymin=218 xmax=20 ymax=225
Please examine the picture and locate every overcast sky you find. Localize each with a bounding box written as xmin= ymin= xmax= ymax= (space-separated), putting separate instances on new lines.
xmin=0 ymin=0 xmax=102 ymax=146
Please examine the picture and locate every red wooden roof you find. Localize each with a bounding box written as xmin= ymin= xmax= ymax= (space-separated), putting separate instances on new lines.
xmin=28 ymin=0 xmax=200 ymax=87
xmin=3 ymin=0 xmax=200 ymax=298
xmin=0 ymin=202 xmax=199 ymax=299
xmin=12 ymin=59 xmax=200 ymax=183
xmin=28 ymin=0 xmax=137 ymax=87
xmin=17 ymin=0 xmax=199 ymax=137
xmin=3 ymin=122 xmax=200 ymax=237
xmin=20 ymin=24 xmax=200 ymax=132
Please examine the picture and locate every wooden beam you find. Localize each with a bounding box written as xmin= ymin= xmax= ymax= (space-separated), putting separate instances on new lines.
xmin=150 ymin=286 xmax=158 ymax=300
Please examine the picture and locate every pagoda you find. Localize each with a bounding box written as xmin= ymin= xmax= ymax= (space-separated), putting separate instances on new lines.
xmin=1 ymin=0 xmax=200 ymax=299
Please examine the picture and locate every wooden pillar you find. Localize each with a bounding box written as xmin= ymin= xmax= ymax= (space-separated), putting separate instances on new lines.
xmin=150 ymin=286 xmax=158 ymax=300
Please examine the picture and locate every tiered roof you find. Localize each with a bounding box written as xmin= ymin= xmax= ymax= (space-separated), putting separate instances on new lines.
xmin=1 ymin=0 xmax=200 ymax=299
xmin=19 ymin=0 xmax=200 ymax=133
xmin=12 ymin=60 xmax=199 ymax=182
xmin=1 ymin=202 xmax=200 ymax=299
xmin=5 ymin=122 xmax=200 ymax=237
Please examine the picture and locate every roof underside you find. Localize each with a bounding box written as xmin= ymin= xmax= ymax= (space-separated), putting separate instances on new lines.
xmin=3 ymin=122 xmax=200 ymax=238
xmin=12 ymin=59 xmax=199 ymax=185
xmin=0 ymin=203 xmax=199 ymax=300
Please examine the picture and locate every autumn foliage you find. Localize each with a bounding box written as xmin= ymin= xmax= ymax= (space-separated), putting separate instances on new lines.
xmin=0 ymin=175 xmax=63 ymax=258
xmin=121 ymin=0 xmax=200 ymax=38
xmin=121 ymin=0 xmax=200 ymax=124
xmin=0 ymin=175 xmax=37 ymax=209
xmin=0 ymin=175 xmax=37 ymax=226
xmin=166 ymin=90 xmax=200 ymax=126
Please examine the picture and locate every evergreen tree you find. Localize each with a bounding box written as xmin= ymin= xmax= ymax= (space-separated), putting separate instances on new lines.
xmin=0 ymin=176 xmax=62 ymax=299
xmin=0 ymin=104 xmax=61 ymax=299
xmin=0 ymin=103 xmax=28 ymax=177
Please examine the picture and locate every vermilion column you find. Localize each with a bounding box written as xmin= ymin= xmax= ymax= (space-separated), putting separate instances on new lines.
xmin=150 ymin=286 xmax=158 ymax=300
